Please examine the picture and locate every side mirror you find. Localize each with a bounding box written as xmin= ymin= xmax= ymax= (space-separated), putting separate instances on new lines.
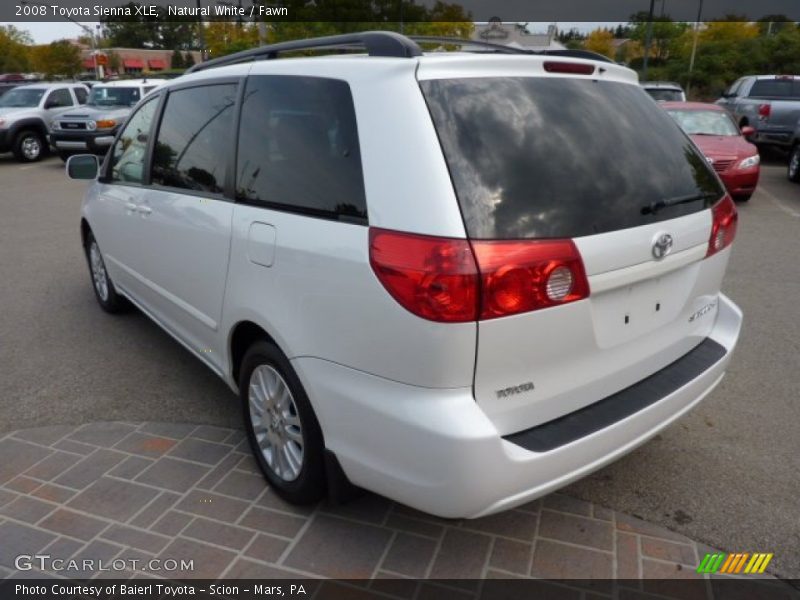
xmin=66 ymin=154 xmax=99 ymax=180
xmin=741 ymin=126 xmax=755 ymax=137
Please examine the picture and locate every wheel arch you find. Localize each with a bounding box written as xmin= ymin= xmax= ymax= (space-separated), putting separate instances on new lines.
xmin=229 ymin=320 xmax=281 ymax=388
xmin=9 ymin=117 xmax=48 ymax=140
xmin=80 ymin=218 xmax=91 ymax=250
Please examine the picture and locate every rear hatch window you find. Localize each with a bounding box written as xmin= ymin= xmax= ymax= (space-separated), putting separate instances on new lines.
xmin=420 ymin=77 xmax=724 ymax=239
xmin=748 ymin=78 xmax=800 ymax=99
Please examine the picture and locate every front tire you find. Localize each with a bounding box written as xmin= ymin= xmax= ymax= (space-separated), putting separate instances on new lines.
xmin=788 ymin=145 xmax=800 ymax=183
xmin=12 ymin=129 xmax=46 ymax=162
xmin=85 ymin=232 xmax=128 ymax=313
xmin=240 ymin=340 xmax=326 ymax=505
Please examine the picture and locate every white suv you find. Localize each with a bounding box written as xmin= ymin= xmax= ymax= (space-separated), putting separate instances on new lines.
xmin=66 ymin=32 xmax=742 ymax=518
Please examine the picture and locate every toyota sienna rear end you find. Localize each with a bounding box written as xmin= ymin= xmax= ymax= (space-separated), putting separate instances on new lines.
xmin=320 ymin=54 xmax=742 ymax=518
xmin=74 ymin=39 xmax=741 ymax=519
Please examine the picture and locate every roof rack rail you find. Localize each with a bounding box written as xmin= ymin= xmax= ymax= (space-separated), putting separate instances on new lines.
xmin=186 ymin=31 xmax=422 ymax=74
xmin=407 ymin=36 xmax=530 ymax=55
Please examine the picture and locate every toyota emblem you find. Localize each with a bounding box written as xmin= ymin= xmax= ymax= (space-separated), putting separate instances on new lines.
xmin=652 ymin=233 xmax=674 ymax=259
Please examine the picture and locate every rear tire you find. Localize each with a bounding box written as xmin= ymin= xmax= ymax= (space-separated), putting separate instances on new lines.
xmin=240 ymin=340 xmax=326 ymax=505
xmin=788 ymin=145 xmax=800 ymax=183
xmin=12 ymin=129 xmax=45 ymax=162
xmin=85 ymin=231 xmax=128 ymax=313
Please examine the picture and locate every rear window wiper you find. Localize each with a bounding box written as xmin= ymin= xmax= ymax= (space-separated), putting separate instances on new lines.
xmin=641 ymin=192 xmax=717 ymax=215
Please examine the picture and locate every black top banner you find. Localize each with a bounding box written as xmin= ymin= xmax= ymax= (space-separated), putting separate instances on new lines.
xmin=4 ymin=0 xmax=800 ymax=23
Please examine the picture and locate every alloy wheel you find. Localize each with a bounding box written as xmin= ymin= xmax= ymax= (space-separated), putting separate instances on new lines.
xmin=248 ymin=364 xmax=304 ymax=481
xmin=89 ymin=241 xmax=109 ymax=302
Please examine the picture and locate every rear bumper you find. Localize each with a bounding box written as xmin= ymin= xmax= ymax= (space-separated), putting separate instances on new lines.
xmin=49 ymin=130 xmax=116 ymax=154
xmin=293 ymin=294 xmax=742 ymax=519
xmin=752 ymin=129 xmax=792 ymax=147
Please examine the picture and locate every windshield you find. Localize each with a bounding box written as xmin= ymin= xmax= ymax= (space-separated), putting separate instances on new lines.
xmin=0 ymin=88 xmax=45 ymax=108
xmin=666 ymin=109 xmax=739 ymax=136
xmin=645 ymin=88 xmax=684 ymax=102
xmin=88 ymin=86 xmax=141 ymax=107
xmin=420 ymin=77 xmax=723 ymax=239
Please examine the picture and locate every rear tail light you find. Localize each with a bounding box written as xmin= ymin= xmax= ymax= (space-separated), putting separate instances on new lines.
xmin=471 ymin=239 xmax=590 ymax=320
xmin=369 ymin=229 xmax=478 ymax=322
xmin=543 ymin=61 xmax=595 ymax=75
xmin=369 ymin=229 xmax=590 ymax=323
xmin=757 ymin=103 xmax=771 ymax=120
xmin=706 ymin=195 xmax=738 ymax=257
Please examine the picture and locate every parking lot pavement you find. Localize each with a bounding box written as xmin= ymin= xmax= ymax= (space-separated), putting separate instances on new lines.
xmin=0 ymin=154 xmax=798 ymax=580
xmin=1 ymin=421 xmax=791 ymax=594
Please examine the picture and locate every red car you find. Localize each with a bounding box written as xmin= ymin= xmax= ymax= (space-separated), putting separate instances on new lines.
xmin=662 ymin=101 xmax=760 ymax=201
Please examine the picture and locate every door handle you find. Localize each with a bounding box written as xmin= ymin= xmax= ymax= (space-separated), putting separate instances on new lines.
xmin=137 ymin=205 xmax=152 ymax=215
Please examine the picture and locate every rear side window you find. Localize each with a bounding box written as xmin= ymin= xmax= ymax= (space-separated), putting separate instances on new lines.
xmin=74 ymin=87 xmax=88 ymax=104
xmin=236 ymin=75 xmax=367 ymax=221
xmin=46 ymin=88 xmax=73 ymax=108
xmin=645 ymin=88 xmax=683 ymax=102
xmin=748 ymin=78 xmax=800 ymax=99
xmin=421 ymin=77 xmax=723 ymax=240
xmin=152 ymin=84 xmax=237 ymax=195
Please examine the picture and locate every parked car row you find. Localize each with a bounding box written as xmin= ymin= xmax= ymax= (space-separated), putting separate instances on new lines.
xmin=0 ymin=79 xmax=163 ymax=162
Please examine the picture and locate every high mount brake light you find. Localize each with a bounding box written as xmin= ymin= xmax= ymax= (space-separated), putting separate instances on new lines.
xmin=706 ymin=195 xmax=738 ymax=258
xmin=543 ymin=61 xmax=595 ymax=75
xmin=369 ymin=229 xmax=590 ymax=323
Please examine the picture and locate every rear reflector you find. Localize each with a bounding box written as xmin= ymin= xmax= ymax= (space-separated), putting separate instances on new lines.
xmin=706 ymin=195 xmax=738 ymax=258
xmin=543 ymin=61 xmax=595 ymax=75
xmin=471 ymin=239 xmax=590 ymax=319
xmin=369 ymin=230 xmax=591 ymax=322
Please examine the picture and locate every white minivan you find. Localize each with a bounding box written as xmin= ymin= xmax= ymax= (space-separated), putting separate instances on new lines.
xmin=67 ymin=32 xmax=742 ymax=518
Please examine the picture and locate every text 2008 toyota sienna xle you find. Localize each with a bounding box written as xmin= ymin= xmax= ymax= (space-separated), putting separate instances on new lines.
xmin=66 ymin=32 xmax=742 ymax=518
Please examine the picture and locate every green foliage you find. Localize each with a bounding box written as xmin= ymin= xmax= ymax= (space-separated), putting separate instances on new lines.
xmin=170 ymin=49 xmax=185 ymax=70
xmin=0 ymin=25 xmax=32 ymax=73
xmin=101 ymin=3 xmax=197 ymax=49
xmin=625 ymin=17 xmax=800 ymax=100
xmin=29 ymin=40 xmax=82 ymax=78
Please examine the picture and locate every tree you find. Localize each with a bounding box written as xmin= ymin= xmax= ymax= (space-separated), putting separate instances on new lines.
xmin=0 ymin=25 xmax=32 ymax=73
xmin=183 ymin=52 xmax=195 ymax=67
xmin=107 ymin=50 xmax=122 ymax=74
xmin=170 ymin=49 xmax=185 ymax=70
xmin=102 ymin=3 xmax=196 ymax=49
xmin=29 ymin=40 xmax=82 ymax=78
xmin=584 ymin=28 xmax=615 ymax=59
xmin=205 ymin=21 xmax=260 ymax=58
xmin=628 ymin=12 xmax=689 ymax=63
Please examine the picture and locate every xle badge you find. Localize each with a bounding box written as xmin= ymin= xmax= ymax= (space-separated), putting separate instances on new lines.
xmin=496 ymin=382 xmax=535 ymax=399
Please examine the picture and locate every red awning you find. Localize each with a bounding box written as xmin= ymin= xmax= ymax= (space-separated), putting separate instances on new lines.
xmin=123 ymin=59 xmax=144 ymax=69
xmin=148 ymin=59 xmax=166 ymax=70
xmin=83 ymin=57 xmax=95 ymax=68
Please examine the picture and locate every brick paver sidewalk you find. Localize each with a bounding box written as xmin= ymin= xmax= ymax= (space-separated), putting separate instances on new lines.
xmin=0 ymin=422 xmax=787 ymax=596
